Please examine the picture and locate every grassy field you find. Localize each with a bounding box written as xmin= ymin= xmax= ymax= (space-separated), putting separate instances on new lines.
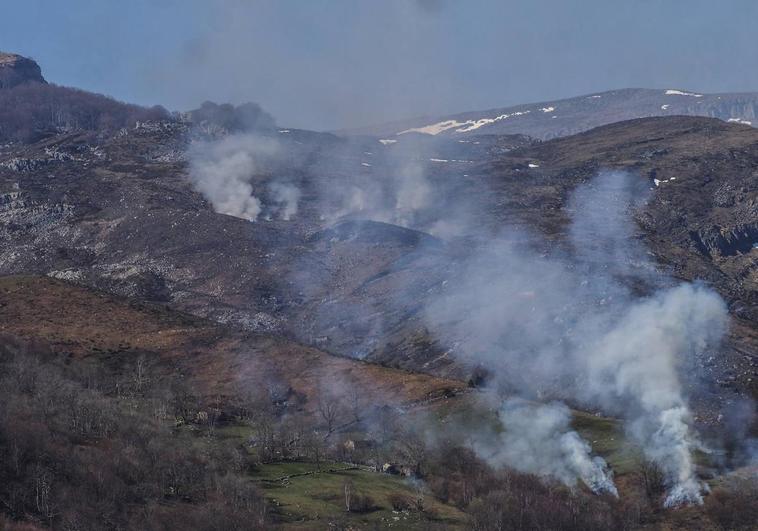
xmin=252 ymin=462 xmax=467 ymax=529
xmin=210 ymin=394 xmax=642 ymax=529
xmin=571 ymin=410 xmax=642 ymax=476
xmin=214 ymin=421 xmax=468 ymax=528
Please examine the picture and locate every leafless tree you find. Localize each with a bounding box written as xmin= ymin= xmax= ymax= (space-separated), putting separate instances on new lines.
xmin=343 ymin=479 xmax=353 ymax=512
xmin=133 ymin=355 xmax=149 ymax=393
xmin=317 ymin=396 xmax=342 ymax=437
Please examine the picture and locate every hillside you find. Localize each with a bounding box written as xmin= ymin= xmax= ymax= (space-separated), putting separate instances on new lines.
xmin=0 ymin=275 xmax=466 ymax=409
xmin=3 ymin=275 xmax=750 ymax=530
xmin=0 ymin=275 xmax=477 ymax=529
xmin=2 ymin=114 xmax=753 ymax=409
xmin=1 ymin=51 xmax=757 ymax=529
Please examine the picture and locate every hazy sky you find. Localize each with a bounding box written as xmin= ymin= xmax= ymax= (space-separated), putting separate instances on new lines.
xmin=2 ymin=0 xmax=758 ymax=130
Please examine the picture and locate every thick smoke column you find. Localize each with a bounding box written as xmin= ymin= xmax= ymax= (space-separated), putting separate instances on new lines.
xmin=188 ymin=134 xmax=279 ymax=221
xmin=486 ymin=399 xmax=617 ymax=496
xmin=424 ymin=171 xmax=728 ymax=505
xmin=582 ymin=284 xmax=727 ymax=506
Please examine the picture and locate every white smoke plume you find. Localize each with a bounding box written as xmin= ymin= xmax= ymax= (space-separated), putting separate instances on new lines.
xmin=484 ymin=398 xmax=617 ymax=496
xmin=188 ymin=134 xmax=280 ymax=221
xmin=581 ymin=283 xmax=727 ymax=506
xmin=269 ymin=182 xmax=301 ymax=220
xmin=424 ymin=170 xmax=729 ymax=505
xmin=189 ymin=128 xmax=731 ymax=506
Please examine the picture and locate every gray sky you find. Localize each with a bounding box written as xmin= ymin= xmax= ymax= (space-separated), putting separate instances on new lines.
xmin=2 ymin=0 xmax=757 ymax=130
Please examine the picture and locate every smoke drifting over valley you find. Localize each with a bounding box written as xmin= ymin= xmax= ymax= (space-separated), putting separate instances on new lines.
xmin=187 ymin=129 xmax=438 ymax=228
xmin=185 ymin=118 xmax=736 ymax=507
xmin=3 ymin=2 xmax=758 ymax=528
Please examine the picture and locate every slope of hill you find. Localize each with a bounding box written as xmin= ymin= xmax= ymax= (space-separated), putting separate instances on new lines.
xmin=0 ymin=112 xmax=755 ymax=412
xmin=344 ymin=88 xmax=758 ymax=140
xmin=0 ymin=275 xmax=475 ymax=529
xmin=0 ymin=275 xmax=466 ymax=408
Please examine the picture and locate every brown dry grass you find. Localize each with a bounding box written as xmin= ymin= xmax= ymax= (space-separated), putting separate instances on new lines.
xmin=0 ymin=275 xmax=467 ymax=411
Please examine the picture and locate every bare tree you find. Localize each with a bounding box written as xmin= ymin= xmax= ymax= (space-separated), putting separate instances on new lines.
xmin=399 ymin=432 xmax=427 ymax=477
xmin=638 ymin=460 xmax=666 ymax=503
xmin=133 ymin=355 xmax=149 ymax=393
xmin=343 ymin=479 xmax=353 ymax=512
xmin=347 ymin=385 xmax=363 ymax=424
xmin=317 ymin=396 xmax=342 ymax=437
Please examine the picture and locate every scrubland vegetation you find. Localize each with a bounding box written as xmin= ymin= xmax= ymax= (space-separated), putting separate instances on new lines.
xmin=1 ymin=337 xmax=753 ymax=530
xmin=0 ymin=83 xmax=168 ymax=143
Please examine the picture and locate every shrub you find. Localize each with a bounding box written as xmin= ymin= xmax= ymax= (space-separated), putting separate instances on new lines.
xmin=349 ymin=493 xmax=377 ymax=513
xmin=388 ymin=492 xmax=416 ymax=511
xmin=0 ymin=338 xmax=268 ymax=529
xmin=704 ymin=480 xmax=758 ymax=530
xmin=0 ymin=83 xmax=170 ymax=142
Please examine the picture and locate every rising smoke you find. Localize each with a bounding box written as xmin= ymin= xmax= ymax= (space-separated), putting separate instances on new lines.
xmin=186 ymin=122 xmax=731 ymax=506
xmin=424 ymin=171 xmax=729 ymax=505
xmin=188 ymin=134 xmax=275 ymax=221
xmin=481 ymin=398 xmax=618 ymax=496
xmin=316 ymin=138 xmax=435 ymax=227
xmin=188 ymin=133 xmax=305 ymax=223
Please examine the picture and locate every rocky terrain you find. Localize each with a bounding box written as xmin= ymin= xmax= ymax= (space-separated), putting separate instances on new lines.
xmin=1 ymin=108 xmax=755 ymax=411
xmin=0 ymin=52 xmax=46 ymax=88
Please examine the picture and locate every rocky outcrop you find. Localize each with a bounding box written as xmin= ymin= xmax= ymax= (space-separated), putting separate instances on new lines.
xmin=0 ymin=52 xmax=46 ymax=88
xmin=692 ymin=223 xmax=758 ymax=257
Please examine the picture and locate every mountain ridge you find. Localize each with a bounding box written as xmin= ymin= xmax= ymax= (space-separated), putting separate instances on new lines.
xmin=341 ymin=87 xmax=758 ymax=140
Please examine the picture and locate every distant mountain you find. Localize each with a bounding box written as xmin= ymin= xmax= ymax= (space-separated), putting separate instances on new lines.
xmin=343 ymin=88 xmax=758 ymax=140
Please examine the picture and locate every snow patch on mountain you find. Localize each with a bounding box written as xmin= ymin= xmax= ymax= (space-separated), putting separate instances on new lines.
xmin=665 ymin=89 xmax=703 ymax=98
xmin=398 ymin=110 xmax=531 ymax=136
xmin=654 ymin=177 xmax=676 ymax=187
